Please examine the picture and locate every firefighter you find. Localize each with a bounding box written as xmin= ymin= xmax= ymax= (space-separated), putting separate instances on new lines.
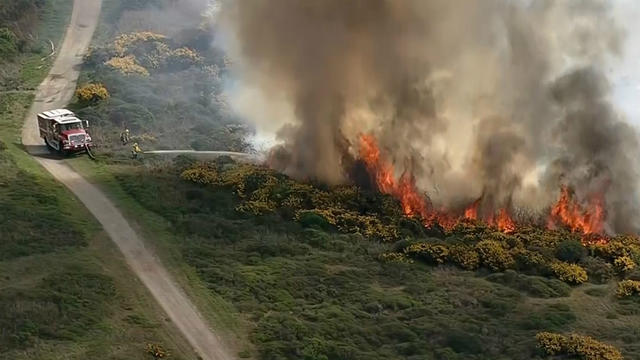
xmin=131 ymin=142 xmax=142 ymax=159
xmin=120 ymin=128 xmax=130 ymax=145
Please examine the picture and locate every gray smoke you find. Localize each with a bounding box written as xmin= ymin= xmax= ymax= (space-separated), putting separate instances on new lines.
xmin=219 ymin=0 xmax=640 ymax=233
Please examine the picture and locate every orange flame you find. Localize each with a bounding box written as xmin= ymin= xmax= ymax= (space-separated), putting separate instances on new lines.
xmin=358 ymin=134 xmax=515 ymax=233
xmin=488 ymin=208 xmax=516 ymax=234
xmin=358 ymin=134 xmax=614 ymax=242
xmin=359 ymin=134 xmax=430 ymax=220
xmin=547 ymin=186 xmax=607 ymax=244
xmin=464 ymin=199 xmax=480 ymax=220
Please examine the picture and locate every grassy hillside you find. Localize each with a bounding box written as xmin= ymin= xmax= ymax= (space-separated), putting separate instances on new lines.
xmin=0 ymin=0 xmax=74 ymax=90
xmin=65 ymin=0 xmax=640 ymax=359
xmin=0 ymin=1 xmax=198 ymax=359
xmin=67 ymin=156 xmax=640 ymax=360
xmin=69 ymin=0 xmax=249 ymax=156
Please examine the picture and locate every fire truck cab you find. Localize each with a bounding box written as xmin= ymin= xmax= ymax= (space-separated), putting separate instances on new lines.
xmin=37 ymin=109 xmax=92 ymax=154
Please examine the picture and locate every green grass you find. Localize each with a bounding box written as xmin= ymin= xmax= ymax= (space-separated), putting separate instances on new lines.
xmin=65 ymin=158 xmax=640 ymax=360
xmin=19 ymin=0 xmax=74 ymax=88
xmin=0 ymin=0 xmax=74 ymax=91
xmin=0 ymin=2 xmax=201 ymax=357
xmin=0 ymin=91 xmax=198 ymax=360
xmin=67 ymin=157 xmax=251 ymax=354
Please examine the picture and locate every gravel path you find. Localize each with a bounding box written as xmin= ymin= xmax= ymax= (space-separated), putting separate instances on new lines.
xmin=20 ymin=2 xmax=234 ymax=359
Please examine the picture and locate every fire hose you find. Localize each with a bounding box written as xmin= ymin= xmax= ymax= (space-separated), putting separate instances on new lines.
xmin=85 ymin=144 xmax=96 ymax=160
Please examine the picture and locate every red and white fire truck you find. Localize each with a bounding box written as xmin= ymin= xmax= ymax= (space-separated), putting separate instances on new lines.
xmin=37 ymin=109 xmax=93 ymax=156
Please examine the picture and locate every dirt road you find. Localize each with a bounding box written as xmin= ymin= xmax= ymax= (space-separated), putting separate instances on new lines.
xmin=21 ymin=1 xmax=234 ymax=359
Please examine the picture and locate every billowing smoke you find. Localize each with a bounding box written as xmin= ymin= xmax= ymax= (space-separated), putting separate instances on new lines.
xmin=218 ymin=0 xmax=640 ymax=233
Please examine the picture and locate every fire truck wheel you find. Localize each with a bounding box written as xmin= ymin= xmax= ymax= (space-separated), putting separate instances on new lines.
xmin=58 ymin=141 xmax=66 ymax=155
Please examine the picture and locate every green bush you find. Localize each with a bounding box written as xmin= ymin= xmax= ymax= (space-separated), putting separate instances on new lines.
xmin=520 ymin=303 xmax=576 ymax=331
xmin=487 ymin=271 xmax=571 ymax=298
xmin=109 ymin=103 xmax=154 ymax=130
xmin=444 ymin=330 xmax=483 ymax=354
xmin=556 ymin=239 xmax=587 ymax=263
xmin=581 ymin=257 xmax=615 ymax=284
xmin=297 ymin=211 xmax=333 ymax=230
xmin=0 ymin=27 xmax=18 ymax=59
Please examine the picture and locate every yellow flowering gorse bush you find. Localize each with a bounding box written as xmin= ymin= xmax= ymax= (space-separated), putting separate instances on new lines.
xmin=105 ymin=55 xmax=150 ymax=76
xmin=536 ymin=332 xmax=622 ymax=360
xmin=551 ymin=262 xmax=588 ymax=284
xmin=616 ymin=279 xmax=640 ymax=298
xmin=75 ymin=83 xmax=110 ymax=103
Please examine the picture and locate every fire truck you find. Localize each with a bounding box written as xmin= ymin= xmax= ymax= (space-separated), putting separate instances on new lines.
xmin=37 ymin=109 xmax=94 ymax=157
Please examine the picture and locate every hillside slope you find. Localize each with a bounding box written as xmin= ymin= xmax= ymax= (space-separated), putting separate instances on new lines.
xmin=0 ymin=1 xmax=197 ymax=359
xmin=19 ymin=0 xmax=236 ymax=359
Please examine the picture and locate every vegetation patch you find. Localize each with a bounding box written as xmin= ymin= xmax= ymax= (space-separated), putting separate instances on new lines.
xmin=486 ymin=270 xmax=571 ymax=298
xmin=73 ymin=24 xmax=250 ymax=153
xmin=83 ymin=158 xmax=639 ymax=359
xmin=0 ymin=272 xmax=115 ymax=348
xmin=0 ymin=93 xmax=87 ymax=260
xmin=536 ymin=332 xmax=623 ymax=360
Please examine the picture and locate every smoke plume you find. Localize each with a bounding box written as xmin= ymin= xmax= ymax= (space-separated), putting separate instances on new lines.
xmin=219 ymin=0 xmax=640 ymax=234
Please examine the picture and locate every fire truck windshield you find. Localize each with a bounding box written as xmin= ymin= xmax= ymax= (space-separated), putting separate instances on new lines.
xmin=59 ymin=122 xmax=83 ymax=131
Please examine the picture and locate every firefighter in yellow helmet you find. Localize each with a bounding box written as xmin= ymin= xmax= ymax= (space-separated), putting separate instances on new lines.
xmin=131 ymin=142 xmax=142 ymax=159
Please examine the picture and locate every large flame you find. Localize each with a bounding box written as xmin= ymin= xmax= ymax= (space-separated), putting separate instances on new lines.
xmin=547 ymin=186 xmax=607 ymax=244
xmin=359 ymin=134 xmax=430 ymax=219
xmin=359 ymin=133 xmax=611 ymax=242
xmin=358 ymin=134 xmax=515 ymax=232
xmin=488 ymin=208 xmax=516 ymax=234
xmin=463 ymin=199 xmax=480 ymax=220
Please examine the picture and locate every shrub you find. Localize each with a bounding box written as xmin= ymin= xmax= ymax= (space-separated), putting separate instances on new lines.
xmin=166 ymin=47 xmax=202 ymax=70
xmin=581 ymin=257 xmax=615 ymax=284
xmin=145 ymin=343 xmax=169 ymax=359
xmin=109 ymin=103 xmax=155 ymax=130
xmin=536 ymin=332 xmax=565 ymax=355
xmin=0 ymin=27 xmax=18 ymax=59
xmin=75 ymin=83 xmax=110 ymax=103
xmin=449 ymin=245 xmax=480 ymax=270
xmin=404 ymin=242 xmax=449 ymax=265
xmin=593 ymin=240 xmax=640 ymax=262
xmin=105 ymin=55 xmax=150 ymax=76
xmin=556 ymin=239 xmax=587 ymax=263
xmin=613 ymin=256 xmax=636 ymax=275
xmin=296 ymin=210 xmax=332 ymax=230
xmin=112 ymin=31 xmax=167 ymax=56
xmin=379 ymin=252 xmax=414 ymax=264
xmin=180 ymin=164 xmax=219 ymax=185
xmin=536 ymin=332 xmax=622 ymax=360
xmin=616 ymin=280 xmax=640 ymax=298
xmin=512 ymin=248 xmax=548 ymax=273
xmin=521 ymin=303 xmax=576 ymax=331
xmin=551 ymin=262 xmax=588 ymax=285
xmin=475 ymin=240 xmax=515 ymax=271
xmin=487 ymin=271 xmax=571 ymax=298
xmin=296 ymin=209 xmax=399 ymax=241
